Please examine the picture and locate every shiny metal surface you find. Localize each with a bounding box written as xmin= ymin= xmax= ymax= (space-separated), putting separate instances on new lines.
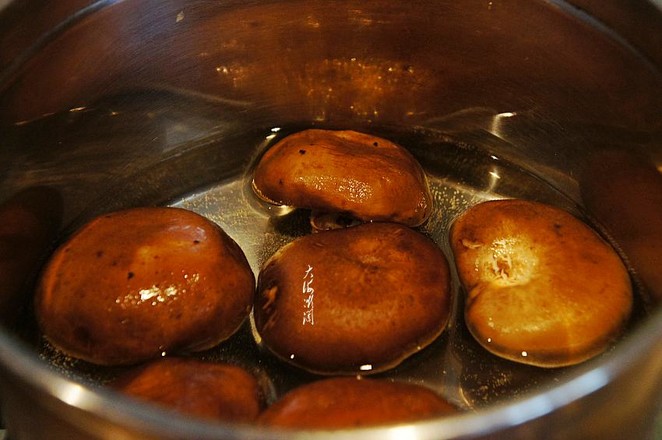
xmin=0 ymin=1 xmax=661 ymax=439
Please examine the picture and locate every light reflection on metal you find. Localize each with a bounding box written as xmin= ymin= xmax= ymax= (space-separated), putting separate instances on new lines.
xmin=265 ymin=127 xmax=281 ymax=142
xmin=490 ymin=111 xmax=517 ymax=138
xmin=59 ymin=383 xmax=86 ymax=406
xmin=486 ymin=167 xmax=501 ymax=192
xmin=384 ymin=425 xmax=420 ymax=440
xmin=266 ymin=204 xmax=296 ymax=216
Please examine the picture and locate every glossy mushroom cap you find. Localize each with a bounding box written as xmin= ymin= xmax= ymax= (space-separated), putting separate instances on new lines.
xmin=252 ymin=129 xmax=432 ymax=227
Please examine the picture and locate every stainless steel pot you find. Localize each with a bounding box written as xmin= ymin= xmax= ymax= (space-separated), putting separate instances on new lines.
xmin=1 ymin=1 xmax=661 ymax=439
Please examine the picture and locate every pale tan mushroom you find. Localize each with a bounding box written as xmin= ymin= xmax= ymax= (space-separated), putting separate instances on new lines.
xmin=450 ymin=199 xmax=633 ymax=367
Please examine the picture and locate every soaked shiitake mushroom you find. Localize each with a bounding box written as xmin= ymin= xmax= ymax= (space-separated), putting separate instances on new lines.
xmin=450 ymin=199 xmax=633 ymax=367
xmin=253 ymin=222 xmax=452 ymax=375
xmin=252 ymin=129 xmax=432 ymax=228
xmin=258 ymin=377 xmax=457 ymax=428
xmin=36 ymin=207 xmax=255 ymax=365
xmin=112 ymin=357 xmax=263 ymax=422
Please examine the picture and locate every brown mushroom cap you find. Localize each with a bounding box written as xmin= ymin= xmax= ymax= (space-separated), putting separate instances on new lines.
xmin=252 ymin=129 xmax=432 ymax=227
xmin=254 ymin=222 xmax=452 ymax=375
xmin=36 ymin=207 xmax=255 ymax=365
xmin=112 ymin=357 xmax=264 ymax=422
xmin=450 ymin=199 xmax=633 ymax=367
xmin=258 ymin=377 xmax=457 ymax=429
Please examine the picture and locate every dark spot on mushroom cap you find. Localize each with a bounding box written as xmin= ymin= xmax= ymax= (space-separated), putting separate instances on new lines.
xmin=127 ymin=271 xmax=134 ymax=279
xmin=299 ymin=149 xmax=306 ymax=155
